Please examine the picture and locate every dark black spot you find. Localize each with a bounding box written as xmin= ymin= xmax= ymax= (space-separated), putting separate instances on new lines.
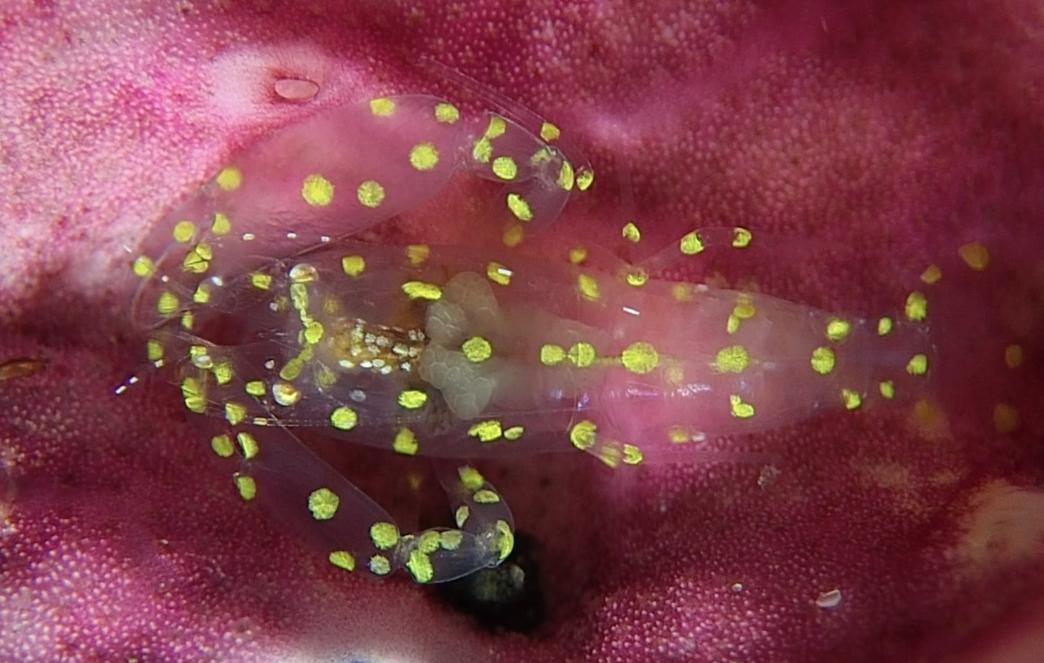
xmin=431 ymin=531 xmax=545 ymax=635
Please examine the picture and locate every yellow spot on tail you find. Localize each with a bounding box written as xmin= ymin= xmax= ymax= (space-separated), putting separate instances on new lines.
xmin=225 ymin=402 xmax=247 ymax=426
xmin=302 ymin=174 xmax=334 ymax=206
xmin=732 ymin=227 xmax=752 ymax=248
xmin=211 ymin=212 xmax=231 ymax=235
xmin=577 ymin=274 xmax=600 ymax=301
xmin=330 ymin=406 xmax=358 ymax=430
xmin=842 ymin=389 xmax=862 ymax=410
xmin=369 ymin=97 xmax=395 ymax=116
xmin=468 ymin=420 xmax=503 ymax=442
xmin=370 ymin=522 xmax=400 ymax=550
xmin=487 ymin=261 xmax=512 ymax=285
xmin=473 ymin=489 xmax=500 ymax=504
xmin=576 ymin=166 xmax=595 ymax=191
xmin=714 ymin=345 xmax=749 ymax=373
xmin=811 ymin=346 xmax=836 ymax=374
xmin=157 ymin=291 xmax=179 ymax=316
xmin=567 ymin=342 xmax=596 ymax=367
xmin=879 ymin=381 xmax=895 ymax=399
xmin=878 ymin=317 xmax=893 ymax=335
xmin=504 ymin=426 xmax=524 ymax=440
xmin=458 ymin=467 xmax=485 ymax=493
xmin=959 ymin=242 xmax=990 ymax=271
xmin=393 ymin=427 xmax=418 ymax=455
xmin=357 ymin=180 xmax=385 ymax=208
xmin=409 ymin=142 xmax=439 ymax=171
xmin=540 ymin=121 xmax=560 ymax=141
xmin=434 ymin=102 xmax=460 ymax=123
xmin=540 ymin=344 xmax=566 ymax=365
xmin=484 ymin=115 xmax=507 ymax=139
xmin=329 ymin=551 xmax=356 ymax=572
xmin=569 ymin=420 xmax=598 ymax=451
xmin=492 ymin=156 xmax=518 ymax=180
xmin=402 ymin=281 xmax=442 ymax=300
xmin=236 ymin=432 xmax=259 ymax=459
xmin=193 ymin=282 xmax=211 ymax=304
xmin=622 ymin=222 xmax=641 ymax=243
xmin=210 ymin=434 xmax=234 ymax=458
xmin=146 ymin=339 xmax=164 ymax=362
xmin=341 ymin=255 xmax=365 ymax=277
xmin=308 ymin=488 xmax=340 ymax=520
xmin=905 ymin=291 xmax=928 ymax=321
xmin=132 ymin=255 xmax=154 ymax=278
xmin=729 ymin=395 xmax=755 ymax=418
xmin=920 ymin=264 xmax=942 ymax=284
xmin=180 ymin=377 xmax=205 ymax=413
xmin=558 ymin=160 xmax=575 ymax=191
xmin=625 ymin=268 xmax=648 ymax=287
xmin=622 ymin=444 xmax=644 ymax=465
xmin=906 ymin=354 xmax=928 ymax=376
xmin=406 ymin=550 xmax=434 ymax=583
xmin=680 ymin=231 xmax=705 ymax=255
xmin=506 ymin=193 xmax=533 ymax=221
xmin=398 ymin=390 xmax=428 ymax=409
xmin=234 ymin=474 xmax=256 ymax=501
xmin=215 ymin=167 xmax=241 ymax=191
xmin=826 ymin=318 xmax=851 ymax=341
xmin=1005 ymin=344 xmax=1023 ymax=369
xmin=993 ymin=403 xmax=1019 ymax=433
xmin=172 ymin=221 xmax=195 ymax=243
xmin=461 ymin=337 xmax=492 ymax=362
xmin=368 ymin=555 xmax=392 ymax=576
xmin=569 ymin=247 xmax=587 ymax=264
xmin=245 ymin=380 xmax=265 ymax=396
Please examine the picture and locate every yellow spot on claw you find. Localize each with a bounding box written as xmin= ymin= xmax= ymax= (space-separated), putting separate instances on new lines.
xmin=330 ymin=406 xmax=358 ymax=431
xmin=540 ymin=344 xmax=565 ymax=365
xmin=826 ymin=318 xmax=851 ymax=341
xmin=577 ymin=274 xmax=600 ymax=301
xmin=569 ymin=420 xmax=598 ymax=451
xmin=621 ymin=341 xmax=660 ymax=373
xmin=714 ymin=345 xmax=749 ymax=373
xmin=172 ymin=221 xmax=195 ymax=243
xmin=369 ymin=97 xmax=395 ymax=116
xmin=434 ymin=102 xmax=460 ymax=123
xmin=329 ymin=551 xmax=355 ymax=572
xmin=680 ymin=231 xmax=705 ymax=255
xmin=468 ymin=420 xmax=503 ymax=442
xmin=732 ymin=227 xmax=752 ymax=248
xmin=308 ymin=487 xmax=340 ymax=520
xmin=371 ymin=522 xmax=400 ymax=550
xmin=341 ymin=255 xmax=365 ymax=276
xmin=402 ymin=281 xmax=442 ymax=301
xmin=959 ymin=242 xmax=990 ymax=271
xmin=810 ymin=346 xmax=835 ymax=374
xmin=540 ymin=122 xmax=560 ymax=141
xmin=393 ymin=427 xmax=418 ymax=455
xmin=357 ymin=180 xmax=385 ymax=208
xmin=302 ymin=174 xmax=334 ymax=206
xmin=842 ymin=388 xmax=862 ymax=410
xmin=409 ymin=142 xmax=439 ymax=171
xmin=905 ymin=291 xmax=928 ymax=321
xmin=622 ymin=222 xmax=641 ymax=243
xmin=215 ymin=167 xmax=241 ymax=191
xmin=458 ymin=466 xmax=485 ymax=491
xmin=492 ymin=156 xmax=518 ymax=180
xmin=906 ymin=354 xmax=928 ymax=376
xmin=506 ymin=193 xmax=532 ymax=221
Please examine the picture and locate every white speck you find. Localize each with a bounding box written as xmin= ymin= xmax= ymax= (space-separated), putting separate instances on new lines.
xmin=816 ymin=588 xmax=842 ymax=609
xmin=349 ymin=389 xmax=366 ymax=402
xmin=731 ymin=582 xmax=743 ymax=592
xmin=758 ymin=464 xmax=782 ymax=489
xmin=622 ymin=306 xmax=640 ymax=316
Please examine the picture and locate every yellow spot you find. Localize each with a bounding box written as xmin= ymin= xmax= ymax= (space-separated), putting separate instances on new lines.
xmin=468 ymin=420 xmax=503 ymax=442
xmin=473 ymin=489 xmax=500 ymax=505
xmin=462 ymin=336 xmax=492 ymax=362
xmin=401 ymin=281 xmax=441 ymax=301
xmin=249 ymin=272 xmax=272 ymax=290
xmin=622 ymin=222 xmax=641 ymax=243
xmin=484 ymin=115 xmax=507 ymax=139
xmin=132 ymin=255 xmax=154 ymax=278
xmin=405 ymin=244 xmax=430 ymax=266
xmin=540 ymin=121 xmax=560 ymax=141
xmin=440 ymin=530 xmax=464 ymax=550
xmin=225 ymin=402 xmax=246 ymax=426
xmin=679 ymin=231 xmax=705 ymax=255
xmin=826 ymin=318 xmax=851 ymax=341
xmin=732 ymin=227 xmax=753 ymax=248
xmin=569 ymin=420 xmax=598 ymax=451
xmin=567 ymin=342 xmax=596 ymax=367
xmin=289 ymin=263 xmax=317 ymax=284
xmin=877 ymin=317 xmax=893 ymax=336
xmin=913 ymin=399 xmax=939 ymax=428
xmin=409 ymin=142 xmax=439 ymax=171
xmin=455 ymin=505 xmax=470 ymax=528
xmin=180 ymin=310 xmax=194 ymax=331
xmin=458 ymin=466 xmax=485 ymax=491
xmin=842 ymin=388 xmax=862 ymax=410
xmin=146 ymin=339 xmax=164 ymax=362
xmin=303 ymin=320 xmax=324 ymax=345
xmin=810 ymin=346 xmax=836 ymax=375
xmin=540 ymin=344 xmax=566 ymax=365
xmin=672 ymin=283 xmax=693 ymax=302
xmin=393 ymin=427 xmax=418 ymax=455
xmin=959 ymin=242 xmax=990 ymax=271
xmin=558 ymin=160 xmax=575 ymax=191
xmin=368 ymin=555 xmax=391 ymax=576
xmin=157 ymin=291 xmax=179 ymax=316
xmin=625 ymin=268 xmax=648 ymax=287
xmin=714 ymin=345 xmax=749 ymax=373
xmin=729 ymin=394 xmax=755 ymax=419
xmin=622 ymin=444 xmax=644 ymax=465
xmin=189 ymin=345 xmax=213 ymax=369
xmin=406 ymin=550 xmax=434 ymax=583
xmin=369 ymin=97 xmax=395 ymax=116
xmin=726 ymin=295 xmax=757 ymax=334
xmin=181 ymin=243 xmax=212 ymax=274
xmin=906 ymin=354 xmax=928 ymax=376
xmin=302 ymin=174 xmax=334 ymax=206
xmin=180 ymin=377 xmax=205 ymax=413
xmin=472 ymin=136 xmax=493 ymax=163
xmin=279 ymin=356 xmax=304 ymax=381
xmin=486 ymin=261 xmax=512 ymax=285
xmin=417 ymin=531 xmax=441 ymax=554
xmin=577 ymin=274 xmax=600 ymax=301
xmin=494 ymin=520 xmax=514 ymax=561
xmin=172 ymin=221 xmax=195 ymax=243
xmin=212 ymin=362 xmax=232 ymax=385
xmin=308 ymin=487 xmax=340 ymax=520
xmin=506 ymin=192 xmax=533 ymax=221
xmin=329 ymin=551 xmax=356 ymax=572
xmin=341 ymin=255 xmax=365 ymax=276
xmin=357 ymin=180 xmax=385 ymax=208
xmin=622 ymin=341 xmax=659 ymax=374
xmin=370 ymin=522 xmax=400 ymax=550
xmin=502 ymin=222 xmax=525 ymax=247
xmin=234 ymin=474 xmax=256 ymax=501
xmin=215 ymin=166 xmax=241 ymax=191
xmin=192 ymin=282 xmax=211 ymax=305
xmin=210 ymin=434 xmax=234 ymax=458
xmin=504 ymin=426 xmax=524 ymax=440
xmin=434 ymin=102 xmax=460 ymax=123
xmin=668 ymin=425 xmax=692 ymax=444
xmin=236 ymin=432 xmax=259 ymax=459
xmin=920 ymin=264 xmax=942 ymax=284
xmin=492 ymin=155 xmax=518 ymax=180
xmin=272 ymin=382 xmax=301 ymax=406
xmin=879 ymin=381 xmax=895 ymax=399
xmin=211 ymin=212 xmax=231 ymax=235
xmin=245 ymin=380 xmax=265 ymax=397
xmin=1005 ymin=344 xmax=1023 ymax=369
xmin=398 ymin=390 xmax=428 ymax=409
xmin=905 ymin=291 xmax=928 ymax=321
xmin=576 ymin=166 xmax=595 ymax=191
xmin=330 ymin=406 xmax=358 ymax=431
xmin=993 ymin=403 xmax=1019 ymax=434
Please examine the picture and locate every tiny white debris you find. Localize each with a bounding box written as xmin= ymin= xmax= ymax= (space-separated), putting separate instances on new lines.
xmin=816 ymin=588 xmax=842 ymax=609
xmin=731 ymin=582 xmax=743 ymax=592
xmin=758 ymin=464 xmax=782 ymax=489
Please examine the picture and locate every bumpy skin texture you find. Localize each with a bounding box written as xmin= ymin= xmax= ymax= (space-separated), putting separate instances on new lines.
xmin=1 ymin=1 xmax=1043 ymax=663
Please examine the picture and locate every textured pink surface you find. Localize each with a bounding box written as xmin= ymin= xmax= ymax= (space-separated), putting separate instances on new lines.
xmin=1 ymin=1 xmax=1043 ymax=662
